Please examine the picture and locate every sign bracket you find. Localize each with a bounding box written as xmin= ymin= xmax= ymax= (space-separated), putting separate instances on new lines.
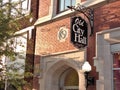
xmin=67 ymin=3 xmax=94 ymax=36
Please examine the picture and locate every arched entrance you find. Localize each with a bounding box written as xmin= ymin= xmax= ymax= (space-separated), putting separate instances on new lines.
xmin=43 ymin=60 xmax=86 ymax=90
xmin=44 ymin=62 xmax=79 ymax=90
xmin=39 ymin=51 xmax=86 ymax=90
xmin=59 ymin=68 xmax=79 ymax=90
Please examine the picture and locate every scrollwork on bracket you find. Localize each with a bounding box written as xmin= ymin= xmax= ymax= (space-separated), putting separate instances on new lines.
xmin=67 ymin=3 xmax=94 ymax=36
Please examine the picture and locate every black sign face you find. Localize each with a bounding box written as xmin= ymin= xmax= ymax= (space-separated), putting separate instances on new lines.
xmin=71 ymin=16 xmax=88 ymax=49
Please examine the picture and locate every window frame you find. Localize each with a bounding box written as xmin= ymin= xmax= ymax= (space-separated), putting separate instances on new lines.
xmin=1 ymin=0 xmax=31 ymax=17
xmin=12 ymin=0 xmax=31 ymax=15
xmin=57 ymin=0 xmax=76 ymax=14
xmin=35 ymin=0 xmax=107 ymax=26
xmin=112 ymin=52 xmax=120 ymax=90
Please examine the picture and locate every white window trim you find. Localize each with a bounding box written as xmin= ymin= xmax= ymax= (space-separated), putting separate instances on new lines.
xmin=27 ymin=0 xmax=31 ymax=14
xmin=15 ymin=26 xmax=34 ymax=39
xmin=35 ymin=0 xmax=107 ymax=26
xmin=18 ymin=0 xmax=31 ymax=15
xmin=2 ymin=0 xmax=31 ymax=16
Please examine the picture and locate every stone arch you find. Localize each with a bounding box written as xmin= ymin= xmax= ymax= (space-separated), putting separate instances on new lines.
xmin=44 ymin=60 xmax=85 ymax=90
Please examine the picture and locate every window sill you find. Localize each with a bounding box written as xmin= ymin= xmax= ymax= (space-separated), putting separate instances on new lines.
xmin=34 ymin=0 xmax=107 ymax=26
xmin=53 ymin=10 xmax=74 ymax=19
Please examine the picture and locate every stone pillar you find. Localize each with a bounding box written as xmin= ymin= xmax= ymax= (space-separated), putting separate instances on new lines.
xmin=78 ymin=70 xmax=86 ymax=90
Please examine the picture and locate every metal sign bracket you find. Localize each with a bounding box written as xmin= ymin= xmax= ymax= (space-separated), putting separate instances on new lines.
xmin=67 ymin=3 xmax=94 ymax=36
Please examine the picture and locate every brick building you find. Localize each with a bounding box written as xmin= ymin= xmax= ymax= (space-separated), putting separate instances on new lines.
xmin=16 ymin=0 xmax=39 ymax=89
xmin=0 ymin=0 xmax=39 ymax=90
xmin=25 ymin=0 xmax=120 ymax=90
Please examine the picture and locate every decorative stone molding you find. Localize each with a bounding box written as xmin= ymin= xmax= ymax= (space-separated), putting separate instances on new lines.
xmin=34 ymin=0 xmax=107 ymax=26
xmin=40 ymin=50 xmax=86 ymax=77
xmin=39 ymin=50 xmax=87 ymax=90
xmin=95 ymin=27 xmax=120 ymax=90
xmin=57 ymin=26 xmax=68 ymax=42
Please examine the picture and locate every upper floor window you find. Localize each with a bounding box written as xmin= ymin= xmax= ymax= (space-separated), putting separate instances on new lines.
xmin=1 ymin=0 xmax=31 ymax=17
xmin=12 ymin=0 xmax=31 ymax=15
xmin=58 ymin=0 xmax=76 ymax=13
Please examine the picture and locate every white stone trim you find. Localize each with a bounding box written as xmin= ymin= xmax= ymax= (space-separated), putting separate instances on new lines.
xmin=15 ymin=26 xmax=34 ymax=34
xmin=15 ymin=26 xmax=34 ymax=39
xmin=94 ymin=27 xmax=120 ymax=90
xmin=57 ymin=26 xmax=68 ymax=42
xmin=35 ymin=0 xmax=107 ymax=26
xmin=39 ymin=50 xmax=87 ymax=90
xmin=81 ymin=0 xmax=106 ymax=7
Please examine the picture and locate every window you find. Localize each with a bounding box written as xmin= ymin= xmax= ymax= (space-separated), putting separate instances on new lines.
xmin=113 ymin=53 xmax=120 ymax=90
xmin=1 ymin=0 xmax=31 ymax=17
xmin=11 ymin=0 xmax=31 ymax=15
xmin=58 ymin=0 xmax=76 ymax=13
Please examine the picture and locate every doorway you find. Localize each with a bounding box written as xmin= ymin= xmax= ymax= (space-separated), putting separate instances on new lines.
xmin=40 ymin=51 xmax=87 ymax=90
xmin=59 ymin=68 xmax=79 ymax=90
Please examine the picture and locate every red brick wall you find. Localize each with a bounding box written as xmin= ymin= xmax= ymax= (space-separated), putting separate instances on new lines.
xmin=35 ymin=17 xmax=76 ymax=55
xmin=34 ymin=0 xmax=120 ymax=90
xmin=24 ymin=0 xmax=39 ymax=90
xmin=31 ymin=0 xmax=39 ymax=23
xmin=81 ymin=0 xmax=86 ymax=2
xmin=38 ymin=0 xmax=50 ymax=18
xmin=94 ymin=0 xmax=120 ymax=32
xmin=18 ymin=0 xmax=39 ymax=29
xmin=35 ymin=0 xmax=120 ymax=55
xmin=87 ymin=1 xmax=120 ymax=90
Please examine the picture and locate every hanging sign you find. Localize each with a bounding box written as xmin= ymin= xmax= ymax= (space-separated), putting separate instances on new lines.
xmin=71 ymin=16 xmax=88 ymax=49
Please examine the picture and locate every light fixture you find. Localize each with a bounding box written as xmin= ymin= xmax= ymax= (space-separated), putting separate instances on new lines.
xmin=82 ymin=61 xmax=94 ymax=88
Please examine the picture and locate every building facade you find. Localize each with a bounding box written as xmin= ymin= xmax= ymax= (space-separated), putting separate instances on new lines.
xmin=32 ymin=0 xmax=120 ymax=90
xmin=0 ymin=0 xmax=39 ymax=90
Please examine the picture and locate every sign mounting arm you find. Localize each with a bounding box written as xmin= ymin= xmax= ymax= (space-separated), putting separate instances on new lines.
xmin=67 ymin=4 xmax=94 ymax=36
